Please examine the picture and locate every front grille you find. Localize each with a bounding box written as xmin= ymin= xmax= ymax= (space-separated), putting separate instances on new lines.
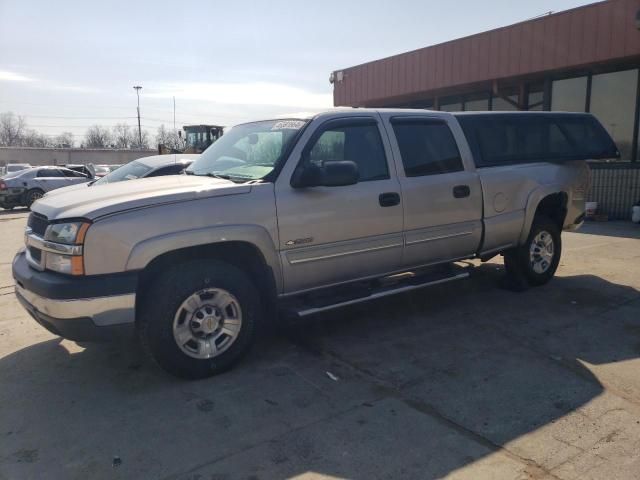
xmin=29 ymin=247 xmax=42 ymax=262
xmin=27 ymin=212 xmax=48 ymax=236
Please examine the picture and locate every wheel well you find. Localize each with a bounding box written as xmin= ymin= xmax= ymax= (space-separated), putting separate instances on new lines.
xmin=136 ymin=241 xmax=277 ymax=322
xmin=534 ymin=192 xmax=568 ymax=229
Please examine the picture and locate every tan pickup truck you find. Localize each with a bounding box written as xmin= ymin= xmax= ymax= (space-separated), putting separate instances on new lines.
xmin=13 ymin=109 xmax=618 ymax=378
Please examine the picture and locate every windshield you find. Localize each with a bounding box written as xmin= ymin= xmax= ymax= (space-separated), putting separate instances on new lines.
xmin=94 ymin=160 xmax=153 ymax=185
xmin=186 ymin=119 xmax=307 ymax=181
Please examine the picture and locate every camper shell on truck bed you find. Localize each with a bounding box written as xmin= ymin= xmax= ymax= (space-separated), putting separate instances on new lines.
xmin=13 ymin=109 xmax=618 ymax=378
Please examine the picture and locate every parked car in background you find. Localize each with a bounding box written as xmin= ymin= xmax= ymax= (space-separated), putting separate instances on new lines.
xmin=0 ymin=166 xmax=89 ymax=209
xmin=93 ymin=154 xmax=198 ymax=185
xmin=93 ymin=165 xmax=112 ymax=178
xmin=6 ymin=163 xmax=31 ymax=174
xmin=63 ymin=164 xmax=94 ymax=179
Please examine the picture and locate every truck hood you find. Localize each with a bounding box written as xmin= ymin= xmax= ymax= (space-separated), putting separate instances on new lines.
xmin=32 ymin=175 xmax=251 ymax=220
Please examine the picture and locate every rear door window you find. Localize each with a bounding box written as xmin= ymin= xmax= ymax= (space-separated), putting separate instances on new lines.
xmin=391 ymin=120 xmax=464 ymax=176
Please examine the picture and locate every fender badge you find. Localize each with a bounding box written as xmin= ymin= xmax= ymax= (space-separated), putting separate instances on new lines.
xmin=285 ymin=237 xmax=313 ymax=246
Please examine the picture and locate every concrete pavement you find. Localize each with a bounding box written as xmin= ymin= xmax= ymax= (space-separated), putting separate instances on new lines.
xmin=1 ymin=210 xmax=639 ymax=479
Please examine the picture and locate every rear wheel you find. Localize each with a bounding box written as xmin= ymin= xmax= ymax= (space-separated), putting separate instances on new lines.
xmin=504 ymin=216 xmax=561 ymax=287
xmin=25 ymin=189 xmax=44 ymax=208
xmin=139 ymin=259 xmax=261 ymax=379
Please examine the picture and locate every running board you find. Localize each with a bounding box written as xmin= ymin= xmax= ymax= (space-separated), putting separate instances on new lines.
xmin=291 ymin=271 xmax=469 ymax=317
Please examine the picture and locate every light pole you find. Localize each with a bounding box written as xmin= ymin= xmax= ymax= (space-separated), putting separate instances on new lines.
xmin=133 ymin=85 xmax=142 ymax=146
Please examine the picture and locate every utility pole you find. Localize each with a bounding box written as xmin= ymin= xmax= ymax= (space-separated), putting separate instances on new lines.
xmin=173 ymin=96 xmax=176 ymax=132
xmin=133 ymin=85 xmax=142 ymax=146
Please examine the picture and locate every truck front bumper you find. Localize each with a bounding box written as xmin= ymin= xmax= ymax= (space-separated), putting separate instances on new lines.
xmin=12 ymin=251 xmax=137 ymax=341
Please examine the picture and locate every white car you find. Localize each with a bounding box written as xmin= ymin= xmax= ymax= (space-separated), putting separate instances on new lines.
xmin=6 ymin=163 xmax=31 ymax=174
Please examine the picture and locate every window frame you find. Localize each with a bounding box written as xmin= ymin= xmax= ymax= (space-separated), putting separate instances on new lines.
xmin=291 ymin=116 xmax=391 ymax=186
xmin=36 ymin=168 xmax=65 ymax=178
xmin=389 ymin=117 xmax=465 ymax=177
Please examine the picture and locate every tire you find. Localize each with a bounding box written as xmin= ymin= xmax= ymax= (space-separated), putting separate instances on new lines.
xmin=504 ymin=215 xmax=562 ymax=287
xmin=138 ymin=259 xmax=262 ymax=379
xmin=25 ymin=189 xmax=45 ymax=208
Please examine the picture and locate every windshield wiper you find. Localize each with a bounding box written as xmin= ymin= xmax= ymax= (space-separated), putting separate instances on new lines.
xmin=204 ymin=172 xmax=232 ymax=180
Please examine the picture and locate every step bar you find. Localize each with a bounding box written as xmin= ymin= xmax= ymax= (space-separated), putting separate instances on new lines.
xmin=294 ymin=271 xmax=470 ymax=317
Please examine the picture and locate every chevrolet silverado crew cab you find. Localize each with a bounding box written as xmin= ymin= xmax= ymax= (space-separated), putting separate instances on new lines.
xmin=13 ymin=109 xmax=618 ymax=378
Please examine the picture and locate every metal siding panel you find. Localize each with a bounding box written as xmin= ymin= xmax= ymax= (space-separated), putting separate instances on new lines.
xmin=409 ymin=52 xmax=416 ymax=93
xmin=519 ymin=21 xmax=533 ymax=75
xmin=498 ymin=29 xmax=510 ymax=78
xmin=452 ymin=41 xmax=462 ymax=85
xmin=442 ymin=43 xmax=453 ymax=87
xmin=624 ymin=0 xmax=640 ymax=57
xmin=418 ymin=49 xmax=428 ymax=92
xmin=435 ymin=45 xmax=444 ymax=88
xmin=428 ymin=47 xmax=437 ymax=91
xmin=488 ymin=30 xmax=500 ymax=79
xmin=568 ymin=8 xmax=584 ymax=66
xmin=582 ymin=6 xmax=598 ymax=63
xmin=393 ymin=55 xmax=400 ymax=97
xmin=477 ymin=34 xmax=490 ymax=81
xmin=508 ymin=26 xmax=521 ymax=77
xmin=553 ymin=12 xmax=572 ymax=68
xmin=542 ymin=14 xmax=558 ymax=71
xmin=595 ymin=2 xmax=613 ymax=61
xmin=400 ymin=54 xmax=407 ymax=95
xmin=461 ymin=38 xmax=472 ymax=84
xmin=385 ymin=58 xmax=393 ymax=99
xmin=611 ymin=0 xmax=627 ymax=56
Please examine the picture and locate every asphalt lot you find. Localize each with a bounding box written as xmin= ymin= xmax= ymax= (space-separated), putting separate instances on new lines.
xmin=1 ymin=208 xmax=639 ymax=480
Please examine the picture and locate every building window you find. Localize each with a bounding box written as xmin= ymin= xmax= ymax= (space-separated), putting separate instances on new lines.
xmin=589 ymin=69 xmax=638 ymax=161
xmin=439 ymin=96 xmax=463 ymax=112
xmin=527 ymin=85 xmax=544 ymax=111
xmin=491 ymin=94 xmax=519 ymax=111
xmin=464 ymin=96 xmax=490 ymax=111
xmin=551 ymin=76 xmax=588 ymax=112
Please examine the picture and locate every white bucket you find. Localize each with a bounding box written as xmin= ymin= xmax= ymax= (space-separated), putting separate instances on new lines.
xmin=585 ymin=202 xmax=598 ymax=218
xmin=632 ymin=205 xmax=640 ymax=223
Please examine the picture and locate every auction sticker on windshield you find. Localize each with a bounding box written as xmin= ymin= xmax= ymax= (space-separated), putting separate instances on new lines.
xmin=271 ymin=120 xmax=306 ymax=130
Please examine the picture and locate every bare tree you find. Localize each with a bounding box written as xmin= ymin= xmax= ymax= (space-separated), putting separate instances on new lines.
xmin=112 ymin=123 xmax=135 ymax=149
xmin=83 ymin=125 xmax=112 ymax=148
xmin=54 ymin=132 xmax=75 ymax=148
xmin=0 ymin=112 xmax=26 ymax=146
xmin=130 ymin=130 xmax=151 ymax=150
xmin=156 ymin=124 xmax=185 ymax=152
xmin=21 ymin=129 xmax=52 ymax=147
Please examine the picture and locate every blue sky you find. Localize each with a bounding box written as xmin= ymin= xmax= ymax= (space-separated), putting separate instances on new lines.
xmin=0 ymin=0 xmax=592 ymax=139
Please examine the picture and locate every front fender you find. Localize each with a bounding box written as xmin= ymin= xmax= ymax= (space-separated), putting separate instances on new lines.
xmin=125 ymin=224 xmax=283 ymax=292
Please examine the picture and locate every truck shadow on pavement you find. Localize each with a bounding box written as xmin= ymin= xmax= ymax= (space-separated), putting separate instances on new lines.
xmin=1 ymin=264 xmax=639 ymax=479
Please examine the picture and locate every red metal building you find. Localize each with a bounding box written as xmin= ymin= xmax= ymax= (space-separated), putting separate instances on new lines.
xmin=332 ymin=0 xmax=640 ymax=218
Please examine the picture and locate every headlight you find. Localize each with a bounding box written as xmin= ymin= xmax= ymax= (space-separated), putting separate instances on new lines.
xmin=42 ymin=221 xmax=90 ymax=275
xmin=44 ymin=222 xmax=90 ymax=245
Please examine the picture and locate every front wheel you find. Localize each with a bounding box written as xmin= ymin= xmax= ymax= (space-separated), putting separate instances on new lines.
xmin=504 ymin=216 xmax=562 ymax=287
xmin=25 ymin=189 xmax=44 ymax=208
xmin=139 ymin=260 xmax=262 ymax=379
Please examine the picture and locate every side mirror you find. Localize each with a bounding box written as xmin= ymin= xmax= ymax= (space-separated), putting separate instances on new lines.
xmin=293 ymin=160 xmax=359 ymax=188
